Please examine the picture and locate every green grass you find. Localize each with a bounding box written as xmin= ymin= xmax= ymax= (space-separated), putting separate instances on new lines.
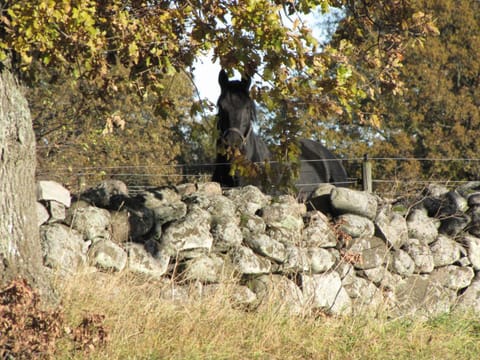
xmin=56 ymin=272 xmax=480 ymax=359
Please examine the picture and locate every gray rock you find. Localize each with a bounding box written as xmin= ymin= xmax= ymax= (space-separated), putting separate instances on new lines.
xmin=245 ymin=233 xmax=286 ymax=263
xmin=195 ymin=182 xmax=223 ymax=196
xmin=247 ymin=274 xmax=304 ymax=314
xmin=393 ymin=275 xmax=457 ymax=318
xmin=181 ymin=254 xmax=225 ymax=283
xmin=160 ymin=206 xmax=213 ymax=255
xmin=307 ymin=248 xmax=336 ymax=273
xmin=279 ymin=246 xmax=310 ymax=273
xmin=37 ymin=180 xmax=71 ymax=207
xmin=206 ymin=195 xmax=238 ymax=225
xmin=456 ymin=274 xmax=480 ymax=313
xmin=260 ymin=200 xmax=305 ymax=234
xmin=404 ymin=238 xmax=435 ymax=273
xmin=336 ymin=214 xmax=375 ymax=238
xmin=230 ymin=285 xmax=258 ymax=308
xmin=240 ymin=214 xmax=266 ymax=236
xmin=211 ymin=221 xmax=243 ymax=252
xmin=231 ymin=246 xmax=271 ymax=274
xmin=224 ymin=185 xmax=271 ymax=215
xmin=407 ymin=208 xmax=439 ymax=245
xmin=348 ymin=237 xmax=388 ymax=270
xmin=302 ymin=272 xmax=352 ymax=315
xmin=302 ymin=211 xmax=337 ymax=248
xmin=459 ymin=234 xmax=480 ymax=270
xmin=363 ymin=267 xmax=401 ymax=290
xmin=47 ymin=200 xmax=66 ymax=223
xmin=40 ymin=223 xmax=87 ymax=276
xmin=375 ymin=205 xmax=409 ymax=249
xmin=466 ymin=206 xmax=480 ymax=237
xmin=389 ymin=249 xmax=415 ymax=277
xmin=430 ymin=265 xmax=474 ymax=290
xmin=66 ymin=205 xmax=112 ymax=243
xmin=37 ymin=202 xmax=50 ymax=226
xmin=330 ymin=187 xmax=378 ymax=220
xmin=126 ymin=243 xmax=169 ymax=279
xmin=88 ymin=240 xmax=127 ymax=271
xmin=80 ymin=179 xmax=128 ymax=207
xmin=430 ymin=234 xmax=462 ymax=267
xmin=342 ymin=274 xmax=384 ymax=312
xmin=149 ymin=200 xmax=187 ymax=226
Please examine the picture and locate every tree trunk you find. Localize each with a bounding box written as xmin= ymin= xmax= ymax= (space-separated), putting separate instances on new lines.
xmin=0 ymin=63 xmax=53 ymax=301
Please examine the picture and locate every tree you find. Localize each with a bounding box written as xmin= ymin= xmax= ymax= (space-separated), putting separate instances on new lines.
xmin=0 ymin=62 xmax=52 ymax=298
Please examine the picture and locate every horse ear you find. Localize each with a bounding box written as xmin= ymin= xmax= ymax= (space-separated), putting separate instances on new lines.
xmin=241 ymin=74 xmax=251 ymax=91
xmin=219 ymin=70 xmax=229 ymax=89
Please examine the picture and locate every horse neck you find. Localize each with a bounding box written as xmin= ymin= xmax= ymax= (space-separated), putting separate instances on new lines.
xmin=245 ymin=132 xmax=271 ymax=163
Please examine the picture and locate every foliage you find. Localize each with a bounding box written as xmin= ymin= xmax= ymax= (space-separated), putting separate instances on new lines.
xmin=0 ymin=0 xmax=441 ymax=190
xmin=0 ymin=278 xmax=108 ymax=359
xmin=341 ymin=0 xmax=480 ymax=186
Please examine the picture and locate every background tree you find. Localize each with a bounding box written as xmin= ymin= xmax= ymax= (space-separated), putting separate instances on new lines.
xmin=330 ymin=0 xmax=479 ymax=190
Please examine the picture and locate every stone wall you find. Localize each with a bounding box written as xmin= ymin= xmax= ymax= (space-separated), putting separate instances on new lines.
xmin=36 ymin=179 xmax=480 ymax=317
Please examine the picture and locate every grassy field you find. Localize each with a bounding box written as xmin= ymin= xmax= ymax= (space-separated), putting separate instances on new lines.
xmin=54 ymin=272 xmax=480 ymax=360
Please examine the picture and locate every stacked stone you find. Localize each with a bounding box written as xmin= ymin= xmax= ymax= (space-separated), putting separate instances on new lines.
xmin=36 ymin=179 xmax=480 ymax=317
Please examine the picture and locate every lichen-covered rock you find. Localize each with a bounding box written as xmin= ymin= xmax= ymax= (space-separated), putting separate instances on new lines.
xmin=181 ymin=254 xmax=226 ymax=283
xmin=430 ymin=265 xmax=474 ymax=290
xmin=430 ymin=234 xmax=463 ymax=267
xmin=347 ymin=237 xmax=388 ymax=270
xmin=79 ymin=179 xmax=128 ymax=208
xmin=330 ymin=188 xmax=378 ymax=220
xmin=160 ymin=206 xmax=213 ymax=256
xmin=336 ymin=213 xmax=375 ymax=239
xmin=231 ymin=246 xmax=271 ymax=274
xmin=407 ymin=208 xmax=439 ymax=245
xmin=404 ymin=238 xmax=435 ymax=274
xmin=125 ymin=243 xmax=169 ymax=279
xmin=389 ymin=249 xmax=415 ymax=277
xmin=40 ymin=223 xmax=87 ymax=276
xmin=244 ymin=233 xmax=286 ymax=263
xmin=260 ymin=199 xmax=305 ymax=235
xmin=66 ymin=204 xmax=112 ymax=243
xmin=342 ymin=274 xmax=383 ymax=312
xmin=211 ymin=221 xmax=243 ymax=252
xmin=439 ymin=213 xmax=471 ymax=237
xmin=393 ymin=275 xmax=457 ymax=318
xmin=279 ymin=246 xmax=310 ymax=273
xmin=224 ymin=185 xmax=271 ymax=215
xmin=110 ymin=210 xmax=130 ymax=243
xmin=88 ymin=240 xmax=127 ymax=271
xmin=302 ymin=272 xmax=352 ymax=315
xmin=247 ymin=275 xmax=304 ymax=314
xmin=302 ymin=211 xmax=337 ymax=248
xmin=375 ymin=205 xmax=409 ymax=250
xmin=307 ymin=248 xmax=336 ymax=273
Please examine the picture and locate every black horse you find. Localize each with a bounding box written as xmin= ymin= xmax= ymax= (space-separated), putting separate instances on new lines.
xmin=212 ymin=70 xmax=348 ymax=196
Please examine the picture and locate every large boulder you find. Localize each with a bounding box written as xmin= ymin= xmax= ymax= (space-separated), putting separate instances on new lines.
xmin=230 ymin=246 xmax=272 ymax=275
xmin=126 ymin=243 xmax=170 ymax=279
xmin=302 ymin=272 xmax=352 ymax=315
xmin=66 ymin=204 xmax=112 ymax=243
xmin=404 ymin=238 xmax=435 ymax=274
xmin=347 ymin=237 xmax=388 ymax=270
xmin=375 ymin=205 xmax=409 ymax=250
xmin=40 ymin=223 xmax=87 ymax=276
xmin=87 ymin=239 xmax=127 ymax=272
xmin=160 ymin=206 xmax=213 ymax=256
xmin=430 ymin=234 xmax=463 ymax=267
xmin=406 ymin=208 xmax=439 ymax=245
xmin=330 ymin=188 xmax=378 ymax=220
xmin=336 ymin=213 xmax=375 ymax=239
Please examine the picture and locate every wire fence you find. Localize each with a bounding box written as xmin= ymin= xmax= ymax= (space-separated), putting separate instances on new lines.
xmin=35 ymin=156 xmax=480 ymax=197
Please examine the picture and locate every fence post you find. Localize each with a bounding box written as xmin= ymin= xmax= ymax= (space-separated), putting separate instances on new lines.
xmin=362 ymin=154 xmax=372 ymax=192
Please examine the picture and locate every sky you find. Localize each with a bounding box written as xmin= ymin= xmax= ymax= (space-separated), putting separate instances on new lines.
xmin=191 ymin=6 xmax=343 ymax=105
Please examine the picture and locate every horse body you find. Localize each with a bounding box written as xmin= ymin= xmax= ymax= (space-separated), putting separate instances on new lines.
xmin=212 ymin=70 xmax=348 ymax=196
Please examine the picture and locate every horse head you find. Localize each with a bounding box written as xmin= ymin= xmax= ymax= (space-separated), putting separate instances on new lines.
xmin=217 ymin=70 xmax=255 ymax=151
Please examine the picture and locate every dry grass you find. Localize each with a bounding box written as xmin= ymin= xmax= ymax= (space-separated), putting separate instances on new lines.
xmin=55 ymin=272 xmax=480 ymax=360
